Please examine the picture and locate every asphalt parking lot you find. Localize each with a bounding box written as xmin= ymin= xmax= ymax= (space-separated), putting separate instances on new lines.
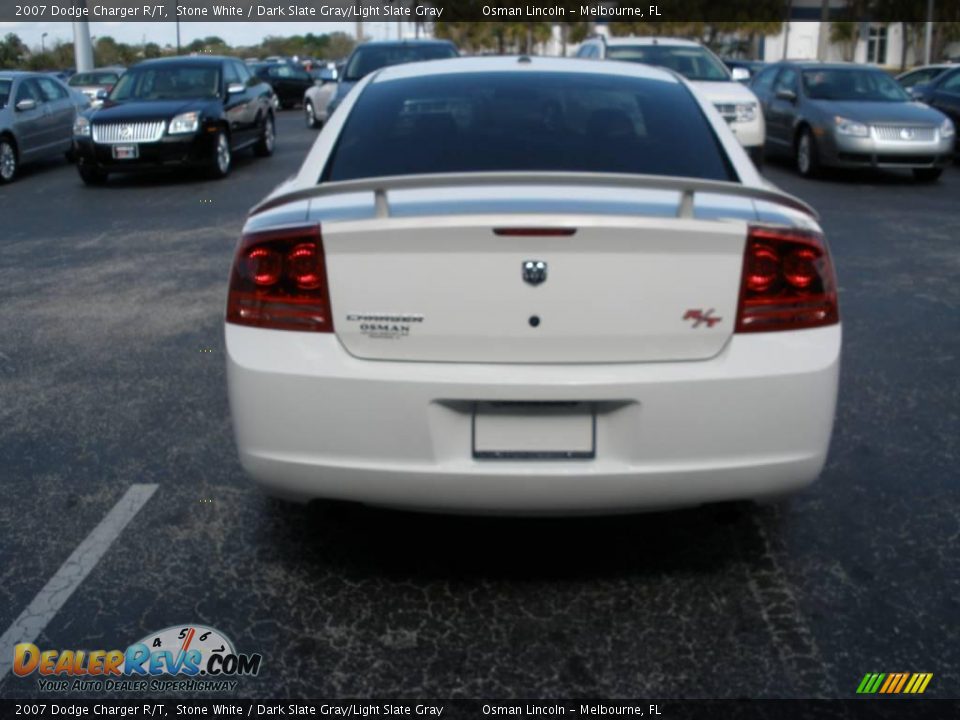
xmin=0 ymin=110 xmax=957 ymax=699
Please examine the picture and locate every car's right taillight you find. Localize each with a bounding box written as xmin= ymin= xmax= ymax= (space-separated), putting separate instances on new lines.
xmin=226 ymin=224 xmax=333 ymax=332
xmin=735 ymin=225 xmax=839 ymax=333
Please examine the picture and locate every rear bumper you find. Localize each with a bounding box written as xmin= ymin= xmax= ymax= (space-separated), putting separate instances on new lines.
xmin=226 ymin=324 xmax=841 ymax=514
xmin=73 ymin=132 xmax=215 ymax=172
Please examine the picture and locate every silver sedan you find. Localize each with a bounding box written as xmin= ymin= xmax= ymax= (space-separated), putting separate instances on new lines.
xmin=0 ymin=71 xmax=78 ymax=183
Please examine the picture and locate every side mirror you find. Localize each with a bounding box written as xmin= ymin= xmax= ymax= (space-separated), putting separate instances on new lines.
xmin=95 ymin=88 xmax=109 ymax=100
xmin=227 ymin=83 xmax=245 ymax=96
xmin=731 ymin=67 xmax=751 ymax=82
xmin=775 ymin=88 xmax=797 ymax=102
xmin=16 ymin=98 xmax=37 ymax=112
xmin=907 ymin=83 xmax=930 ymax=100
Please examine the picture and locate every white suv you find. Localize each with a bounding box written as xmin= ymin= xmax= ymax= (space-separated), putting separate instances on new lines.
xmin=576 ymin=36 xmax=765 ymax=167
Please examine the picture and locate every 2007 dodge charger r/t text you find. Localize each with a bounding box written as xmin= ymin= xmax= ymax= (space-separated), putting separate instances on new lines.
xmin=224 ymin=57 xmax=841 ymax=514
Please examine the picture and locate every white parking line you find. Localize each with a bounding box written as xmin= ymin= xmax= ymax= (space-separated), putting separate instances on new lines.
xmin=0 ymin=483 xmax=158 ymax=681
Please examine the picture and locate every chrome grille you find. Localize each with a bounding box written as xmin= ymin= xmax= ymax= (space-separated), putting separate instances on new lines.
xmin=713 ymin=103 xmax=737 ymax=123
xmin=92 ymin=121 xmax=166 ymax=144
xmin=872 ymin=125 xmax=936 ymax=142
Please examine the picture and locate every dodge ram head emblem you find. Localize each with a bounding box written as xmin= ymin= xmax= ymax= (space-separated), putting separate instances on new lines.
xmin=522 ymin=260 xmax=547 ymax=286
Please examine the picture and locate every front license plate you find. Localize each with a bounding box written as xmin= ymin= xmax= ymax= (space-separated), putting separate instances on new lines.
xmin=472 ymin=402 xmax=595 ymax=460
xmin=112 ymin=144 xmax=139 ymax=160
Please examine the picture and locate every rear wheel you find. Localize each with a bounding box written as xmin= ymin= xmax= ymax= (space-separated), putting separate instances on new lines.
xmin=208 ymin=130 xmax=231 ymax=179
xmin=795 ymin=128 xmax=821 ymax=178
xmin=912 ymin=167 xmax=943 ymax=182
xmin=254 ymin=114 xmax=275 ymax=157
xmin=0 ymin=138 xmax=17 ymax=183
xmin=78 ymin=164 xmax=107 ymax=185
xmin=305 ymin=100 xmax=320 ymax=129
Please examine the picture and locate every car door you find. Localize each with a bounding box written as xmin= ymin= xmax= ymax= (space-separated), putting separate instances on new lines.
xmin=766 ymin=67 xmax=800 ymax=150
xmin=11 ymin=79 xmax=47 ymax=159
xmin=36 ymin=76 xmax=75 ymax=154
xmin=928 ymin=69 xmax=960 ymax=131
xmin=223 ymin=60 xmax=254 ymax=146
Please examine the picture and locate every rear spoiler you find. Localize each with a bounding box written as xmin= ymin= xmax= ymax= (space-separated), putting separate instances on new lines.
xmin=250 ymin=171 xmax=818 ymax=221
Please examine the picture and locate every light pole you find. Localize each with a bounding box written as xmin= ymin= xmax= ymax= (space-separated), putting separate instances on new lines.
xmin=41 ymin=32 xmax=48 ymax=55
xmin=924 ymin=0 xmax=934 ymax=65
xmin=176 ymin=1 xmax=181 ymax=55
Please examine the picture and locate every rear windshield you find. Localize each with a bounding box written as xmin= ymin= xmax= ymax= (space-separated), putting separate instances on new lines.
xmin=0 ymin=79 xmax=10 ymax=108
xmin=323 ymin=71 xmax=735 ymax=183
xmin=606 ymin=45 xmax=730 ymax=82
xmin=69 ymin=72 xmax=120 ymax=86
xmin=342 ymin=44 xmax=458 ymax=82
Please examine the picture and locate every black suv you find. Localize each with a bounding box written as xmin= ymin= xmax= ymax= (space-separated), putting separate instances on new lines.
xmin=74 ymin=56 xmax=276 ymax=184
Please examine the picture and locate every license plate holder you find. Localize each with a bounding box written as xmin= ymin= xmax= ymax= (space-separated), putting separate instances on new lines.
xmin=112 ymin=144 xmax=139 ymax=160
xmin=472 ymin=402 xmax=595 ymax=460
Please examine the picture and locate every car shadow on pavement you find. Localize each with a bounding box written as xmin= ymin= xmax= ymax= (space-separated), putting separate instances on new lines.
xmin=763 ymin=154 xmax=955 ymax=186
xmin=73 ymin=153 xmax=262 ymax=189
xmin=254 ymin=496 xmax=767 ymax=582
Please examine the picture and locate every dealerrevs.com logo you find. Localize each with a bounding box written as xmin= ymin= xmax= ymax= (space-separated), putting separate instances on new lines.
xmin=14 ymin=624 xmax=262 ymax=693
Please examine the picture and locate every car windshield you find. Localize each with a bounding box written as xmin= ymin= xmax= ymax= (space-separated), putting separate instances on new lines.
xmin=606 ymin=45 xmax=730 ymax=81
xmin=69 ymin=72 xmax=120 ymax=86
xmin=342 ymin=44 xmax=457 ymax=82
xmin=0 ymin=79 xmax=10 ymax=108
xmin=803 ymin=69 xmax=910 ymax=101
xmin=110 ymin=65 xmax=220 ymax=101
xmin=324 ymin=71 xmax=734 ymax=183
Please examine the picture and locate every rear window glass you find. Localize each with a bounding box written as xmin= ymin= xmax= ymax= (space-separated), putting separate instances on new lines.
xmin=323 ymin=71 xmax=735 ymax=183
xmin=342 ymin=44 xmax=458 ymax=82
xmin=69 ymin=72 xmax=120 ymax=86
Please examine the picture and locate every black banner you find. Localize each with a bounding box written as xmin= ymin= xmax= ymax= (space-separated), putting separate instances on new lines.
xmin=1 ymin=0 xmax=957 ymax=23
xmin=0 ymin=700 xmax=958 ymax=720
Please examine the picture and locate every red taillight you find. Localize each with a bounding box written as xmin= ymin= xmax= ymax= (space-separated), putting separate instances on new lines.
xmin=226 ymin=225 xmax=333 ymax=332
xmin=735 ymin=226 xmax=839 ymax=333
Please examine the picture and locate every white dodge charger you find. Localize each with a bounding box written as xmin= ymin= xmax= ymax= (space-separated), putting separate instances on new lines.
xmin=225 ymin=57 xmax=841 ymax=514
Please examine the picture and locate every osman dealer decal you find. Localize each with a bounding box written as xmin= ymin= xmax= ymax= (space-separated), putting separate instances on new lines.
xmin=13 ymin=624 xmax=262 ymax=693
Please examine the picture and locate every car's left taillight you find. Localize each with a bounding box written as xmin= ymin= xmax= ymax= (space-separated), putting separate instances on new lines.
xmin=226 ymin=224 xmax=333 ymax=332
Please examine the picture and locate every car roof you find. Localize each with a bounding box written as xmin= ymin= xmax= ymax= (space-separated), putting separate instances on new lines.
xmin=133 ymin=55 xmax=231 ymax=68
xmin=599 ymin=37 xmax=701 ymax=48
xmin=354 ymin=39 xmax=455 ymax=48
xmin=371 ymin=55 xmax=682 ymax=84
xmin=0 ymin=71 xmax=38 ymax=79
xmin=778 ymin=60 xmax=884 ymax=70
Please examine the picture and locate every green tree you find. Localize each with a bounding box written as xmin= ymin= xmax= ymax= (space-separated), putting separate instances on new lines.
xmin=0 ymin=32 xmax=28 ymax=67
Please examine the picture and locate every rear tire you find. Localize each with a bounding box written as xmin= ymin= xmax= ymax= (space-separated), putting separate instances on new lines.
xmin=207 ymin=130 xmax=231 ymax=179
xmin=912 ymin=167 xmax=943 ymax=182
xmin=0 ymin=137 xmax=17 ymax=184
xmin=78 ymin=164 xmax=107 ymax=185
xmin=254 ymin=114 xmax=275 ymax=157
xmin=795 ymin=128 xmax=821 ymax=178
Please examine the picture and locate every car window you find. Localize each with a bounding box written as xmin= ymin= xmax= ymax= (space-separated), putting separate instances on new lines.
xmin=605 ymin=45 xmax=730 ymax=81
xmin=69 ymin=72 xmax=120 ymax=86
xmin=324 ymin=71 xmax=734 ymax=183
xmin=0 ymin=78 xmax=11 ymax=108
xmin=224 ymin=62 xmax=241 ymax=85
xmin=751 ymin=66 xmax=778 ymax=95
xmin=941 ymin=70 xmax=960 ymax=93
xmin=343 ymin=44 xmax=458 ymax=82
xmin=37 ymin=77 xmax=68 ymax=101
xmin=774 ymin=67 xmax=798 ymax=94
xmin=236 ymin=62 xmax=253 ymax=84
xmin=15 ymin=79 xmax=41 ymax=104
xmin=898 ymin=68 xmax=944 ymax=88
xmin=802 ymin=69 xmax=909 ymax=101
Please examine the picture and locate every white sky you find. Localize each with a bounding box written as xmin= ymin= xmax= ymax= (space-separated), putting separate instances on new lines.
xmin=0 ymin=21 xmax=405 ymax=50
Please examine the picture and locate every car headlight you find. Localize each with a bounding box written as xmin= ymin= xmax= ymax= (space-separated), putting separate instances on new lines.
xmin=941 ymin=118 xmax=955 ymax=139
xmin=74 ymin=116 xmax=91 ymax=137
xmin=834 ymin=116 xmax=869 ymax=137
xmin=735 ymin=102 xmax=757 ymax=123
xmin=168 ymin=111 xmax=200 ymax=135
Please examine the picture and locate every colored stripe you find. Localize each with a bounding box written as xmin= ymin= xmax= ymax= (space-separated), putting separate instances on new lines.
xmin=893 ymin=673 xmax=909 ymax=694
xmin=879 ymin=674 xmax=896 ymax=694
xmin=856 ymin=673 xmax=873 ymax=694
xmin=917 ymin=674 xmax=933 ymax=694
xmin=904 ymin=674 xmax=920 ymax=693
xmin=868 ymin=673 xmax=886 ymax=694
